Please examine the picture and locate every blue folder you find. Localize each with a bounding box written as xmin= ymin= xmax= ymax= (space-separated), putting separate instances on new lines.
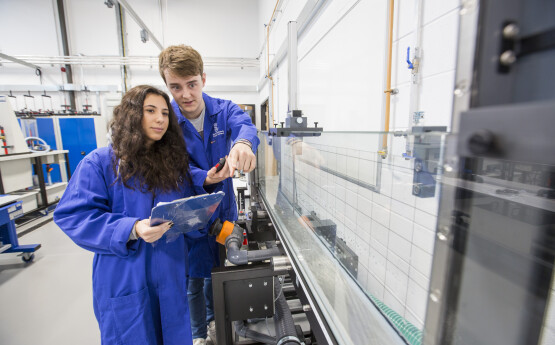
xmin=150 ymin=191 xmax=225 ymax=234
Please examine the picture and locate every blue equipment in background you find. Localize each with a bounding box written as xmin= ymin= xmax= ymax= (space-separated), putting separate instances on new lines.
xmin=58 ymin=117 xmax=99 ymax=175
xmin=18 ymin=116 xmax=106 ymax=181
xmin=36 ymin=118 xmax=62 ymax=182
xmin=0 ymin=196 xmax=41 ymax=262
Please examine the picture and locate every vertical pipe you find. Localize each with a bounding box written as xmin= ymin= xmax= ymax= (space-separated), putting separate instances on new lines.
xmin=408 ymin=0 xmax=424 ymax=129
xmin=56 ymin=0 xmax=76 ymax=110
xmin=404 ymin=0 xmax=424 ymax=158
xmin=267 ymin=27 xmax=274 ymax=125
xmin=96 ymin=91 xmax=101 ymax=117
xmin=288 ymin=21 xmax=299 ymax=113
xmin=158 ymin=0 xmax=165 ymax=47
xmin=267 ymin=0 xmax=281 ymax=126
xmin=381 ymin=0 xmax=395 ymax=156
xmin=115 ymin=4 xmax=129 ymax=93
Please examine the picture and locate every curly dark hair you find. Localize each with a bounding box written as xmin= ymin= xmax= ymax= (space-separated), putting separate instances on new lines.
xmin=110 ymin=85 xmax=190 ymax=194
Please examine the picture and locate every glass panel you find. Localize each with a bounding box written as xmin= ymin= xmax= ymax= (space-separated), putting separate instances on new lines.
xmin=427 ymin=152 xmax=555 ymax=345
xmin=256 ymin=130 xmax=447 ymax=345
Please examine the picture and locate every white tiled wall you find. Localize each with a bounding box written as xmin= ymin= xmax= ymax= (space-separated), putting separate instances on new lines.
xmin=391 ymin=1 xmax=460 ymax=130
xmin=277 ymin=132 xmax=443 ymax=329
xmin=265 ymin=0 xmax=461 ymax=334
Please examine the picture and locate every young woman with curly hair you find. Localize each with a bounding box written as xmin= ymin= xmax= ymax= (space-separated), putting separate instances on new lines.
xmin=54 ymin=85 xmax=203 ymax=345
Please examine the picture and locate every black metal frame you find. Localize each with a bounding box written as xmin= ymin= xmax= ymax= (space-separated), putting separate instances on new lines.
xmin=32 ymin=154 xmax=70 ymax=209
xmin=32 ymin=156 xmax=48 ymax=208
xmin=212 ymin=263 xmax=275 ymax=345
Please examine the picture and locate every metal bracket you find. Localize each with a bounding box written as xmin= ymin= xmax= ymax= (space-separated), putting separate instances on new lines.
xmin=498 ymin=21 xmax=555 ymax=73
xmin=277 ymin=335 xmax=302 ymax=345
xmin=140 ymin=29 xmax=149 ymax=43
xmin=111 ymin=0 xmax=164 ymax=51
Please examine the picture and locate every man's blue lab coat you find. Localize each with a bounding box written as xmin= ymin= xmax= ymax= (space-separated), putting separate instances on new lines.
xmin=54 ymin=147 xmax=199 ymax=345
xmin=172 ymin=93 xmax=259 ymax=278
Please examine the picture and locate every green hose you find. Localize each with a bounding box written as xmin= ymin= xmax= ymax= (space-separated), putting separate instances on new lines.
xmin=369 ymin=295 xmax=423 ymax=345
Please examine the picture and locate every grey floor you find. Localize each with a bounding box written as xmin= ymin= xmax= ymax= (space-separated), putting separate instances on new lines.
xmin=0 ymin=177 xmax=277 ymax=345
xmin=0 ymin=219 xmax=100 ymax=345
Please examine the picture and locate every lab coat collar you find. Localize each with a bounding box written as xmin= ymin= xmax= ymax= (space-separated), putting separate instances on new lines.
xmin=202 ymin=92 xmax=223 ymax=118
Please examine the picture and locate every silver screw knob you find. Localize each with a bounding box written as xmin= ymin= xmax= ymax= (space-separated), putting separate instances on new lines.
xmin=503 ymin=23 xmax=519 ymax=39
xmin=430 ymin=290 xmax=441 ymax=303
xmin=500 ymin=50 xmax=517 ymax=66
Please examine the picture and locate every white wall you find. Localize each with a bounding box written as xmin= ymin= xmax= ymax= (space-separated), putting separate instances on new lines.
xmin=0 ymin=0 xmax=61 ymax=56
xmin=65 ymin=0 xmax=120 ymax=56
xmin=299 ymin=0 xmax=388 ymax=131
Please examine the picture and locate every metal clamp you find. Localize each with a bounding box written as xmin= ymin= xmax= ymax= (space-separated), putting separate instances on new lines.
xmin=271 ymin=256 xmax=292 ymax=273
xmin=276 ymin=335 xmax=302 ymax=345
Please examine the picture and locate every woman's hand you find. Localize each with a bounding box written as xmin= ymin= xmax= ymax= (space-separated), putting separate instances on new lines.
xmin=134 ymin=219 xmax=173 ymax=243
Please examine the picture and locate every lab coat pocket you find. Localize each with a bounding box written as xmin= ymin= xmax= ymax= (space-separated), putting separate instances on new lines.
xmin=110 ymin=287 xmax=157 ymax=345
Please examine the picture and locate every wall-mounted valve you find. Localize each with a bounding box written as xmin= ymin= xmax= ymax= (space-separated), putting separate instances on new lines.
xmin=407 ymin=47 xmax=414 ymax=69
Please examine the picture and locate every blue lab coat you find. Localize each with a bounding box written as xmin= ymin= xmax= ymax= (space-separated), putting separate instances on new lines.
xmin=54 ymin=146 xmax=199 ymax=345
xmin=172 ymin=93 xmax=259 ymax=278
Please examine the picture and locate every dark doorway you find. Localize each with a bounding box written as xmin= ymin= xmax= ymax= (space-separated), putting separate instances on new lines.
xmin=260 ymin=99 xmax=269 ymax=131
xmin=237 ymin=104 xmax=255 ymax=127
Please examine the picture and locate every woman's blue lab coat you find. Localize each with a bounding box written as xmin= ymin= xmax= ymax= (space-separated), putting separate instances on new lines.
xmin=54 ymin=147 xmax=197 ymax=345
xmin=172 ymin=93 xmax=259 ymax=278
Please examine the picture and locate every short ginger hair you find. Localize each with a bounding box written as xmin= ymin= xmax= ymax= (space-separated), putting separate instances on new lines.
xmin=159 ymin=45 xmax=204 ymax=83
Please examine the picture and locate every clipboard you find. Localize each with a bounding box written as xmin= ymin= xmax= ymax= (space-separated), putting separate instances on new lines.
xmin=150 ymin=191 xmax=225 ymax=234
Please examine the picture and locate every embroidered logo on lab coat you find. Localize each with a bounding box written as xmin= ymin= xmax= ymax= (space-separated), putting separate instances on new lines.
xmin=213 ymin=123 xmax=224 ymax=138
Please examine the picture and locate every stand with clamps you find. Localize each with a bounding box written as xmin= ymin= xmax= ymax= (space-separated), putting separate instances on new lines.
xmin=0 ymin=195 xmax=41 ymax=262
xmin=82 ymin=104 xmax=93 ymax=114
xmin=60 ymin=104 xmax=74 ymax=115
xmin=268 ymin=110 xmax=323 ymax=137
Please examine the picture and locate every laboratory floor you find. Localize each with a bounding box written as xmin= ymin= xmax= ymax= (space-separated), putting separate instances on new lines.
xmin=0 ymin=219 xmax=100 ymax=345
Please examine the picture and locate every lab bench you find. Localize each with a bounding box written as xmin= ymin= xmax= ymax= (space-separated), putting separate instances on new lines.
xmin=0 ymin=150 xmax=70 ymax=211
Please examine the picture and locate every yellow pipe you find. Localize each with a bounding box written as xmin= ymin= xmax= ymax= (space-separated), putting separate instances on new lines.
xmin=267 ymin=26 xmax=275 ymax=126
xmin=381 ymin=0 xmax=395 ymax=158
xmin=266 ymin=0 xmax=280 ymax=126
